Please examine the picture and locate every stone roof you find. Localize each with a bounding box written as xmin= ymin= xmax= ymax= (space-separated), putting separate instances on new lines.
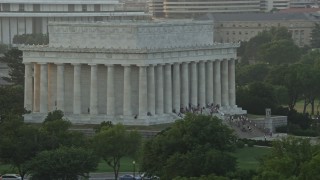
xmin=197 ymin=12 xmax=317 ymax=22
xmin=19 ymin=43 xmax=240 ymax=53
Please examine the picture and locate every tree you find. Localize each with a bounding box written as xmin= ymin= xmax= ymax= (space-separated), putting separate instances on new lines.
xmin=39 ymin=116 xmax=86 ymax=150
xmin=0 ymin=85 xmax=25 ymax=116
xmin=254 ymin=136 xmax=320 ymax=180
xmin=241 ymin=31 xmax=272 ymax=64
xmin=141 ymin=114 xmax=237 ymax=179
xmin=240 ymin=27 xmax=292 ymax=64
xmin=310 ymin=23 xmax=320 ymax=49
xmin=236 ymin=63 xmax=270 ymax=86
xmin=28 ymin=146 xmax=99 ymax=180
xmin=258 ymin=39 xmax=301 ymax=65
xmin=0 ymin=48 xmax=24 ymax=86
xmin=92 ymin=124 xmax=141 ymax=180
xmin=236 ymin=82 xmax=278 ymax=115
xmin=299 ymin=50 xmax=320 ymax=114
xmin=0 ymin=114 xmax=40 ymax=180
xmin=299 ymin=153 xmax=320 ymax=180
xmin=266 ymin=64 xmax=304 ymax=111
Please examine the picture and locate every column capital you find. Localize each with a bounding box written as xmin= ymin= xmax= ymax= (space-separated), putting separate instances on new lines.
xmin=72 ymin=63 xmax=81 ymax=66
xmin=105 ymin=64 xmax=114 ymax=67
xmin=55 ymin=63 xmax=64 ymax=66
xmin=121 ymin=64 xmax=131 ymax=67
xmin=38 ymin=62 xmax=47 ymax=65
xmin=137 ymin=64 xmax=148 ymax=67
xmin=88 ymin=63 xmax=98 ymax=66
xmin=23 ymin=62 xmax=32 ymax=65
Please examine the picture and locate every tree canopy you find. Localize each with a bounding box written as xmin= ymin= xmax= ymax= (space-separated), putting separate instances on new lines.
xmin=0 ymin=48 xmax=24 ymax=86
xmin=141 ymin=114 xmax=237 ymax=179
xmin=254 ymin=136 xmax=320 ymax=180
xmin=92 ymin=123 xmax=141 ymax=180
xmin=28 ymin=146 xmax=98 ymax=180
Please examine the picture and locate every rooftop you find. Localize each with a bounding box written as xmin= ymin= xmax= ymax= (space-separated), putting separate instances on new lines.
xmin=197 ymin=12 xmax=317 ymax=22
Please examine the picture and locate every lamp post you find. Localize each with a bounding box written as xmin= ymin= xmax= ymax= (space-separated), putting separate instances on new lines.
xmin=133 ymin=161 xmax=136 ymax=179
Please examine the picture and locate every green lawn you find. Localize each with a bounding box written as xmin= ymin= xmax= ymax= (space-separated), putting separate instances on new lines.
xmin=234 ymin=146 xmax=271 ymax=170
xmin=95 ymin=157 xmax=139 ymax=173
xmin=0 ymin=163 xmax=16 ymax=174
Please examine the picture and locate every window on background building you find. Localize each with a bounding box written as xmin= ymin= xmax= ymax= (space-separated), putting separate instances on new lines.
xmin=68 ymin=4 xmax=75 ymax=12
xmin=3 ymin=3 xmax=10 ymax=11
xmin=94 ymin=16 xmax=102 ymax=21
xmin=19 ymin=4 xmax=24 ymax=11
xmin=94 ymin=4 xmax=100 ymax=12
xmin=82 ymin=4 xmax=87 ymax=12
xmin=33 ymin=4 xmax=40 ymax=12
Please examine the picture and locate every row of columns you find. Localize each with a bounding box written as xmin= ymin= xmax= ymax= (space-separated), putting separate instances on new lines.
xmin=24 ymin=59 xmax=236 ymax=117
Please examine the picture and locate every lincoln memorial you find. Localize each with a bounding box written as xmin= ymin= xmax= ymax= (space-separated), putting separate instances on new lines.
xmin=21 ymin=20 xmax=246 ymax=125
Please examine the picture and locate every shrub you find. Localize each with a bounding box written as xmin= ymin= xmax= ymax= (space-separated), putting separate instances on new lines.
xmin=236 ymin=140 xmax=245 ymax=148
xmin=247 ymin=141 xmax=255 ymax=147
xmin=275 ymin=125 xmax=287 ymax=133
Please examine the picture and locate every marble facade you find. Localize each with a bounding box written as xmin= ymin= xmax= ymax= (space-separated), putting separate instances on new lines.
xmin=21 ymin=20 xmax=246 ymax=125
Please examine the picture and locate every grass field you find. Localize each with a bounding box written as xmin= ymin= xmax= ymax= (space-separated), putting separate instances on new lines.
xmin=234 ymin=146 xmax=271 ymax=170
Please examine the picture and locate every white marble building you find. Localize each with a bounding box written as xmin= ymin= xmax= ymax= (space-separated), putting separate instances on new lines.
xmin=21 ymin=20 xmax=245 ymax=125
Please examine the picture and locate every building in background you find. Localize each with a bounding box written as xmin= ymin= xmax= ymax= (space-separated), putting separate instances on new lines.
xmin=149 ymin=0 xmax=320 ymax=18
xmin=0 ymin=0 xmax=151 ymax=44
xmin=149 ymin=0 xmax=261 ymax=18
xmin=198 ymin=12 xmax=317 ymax=47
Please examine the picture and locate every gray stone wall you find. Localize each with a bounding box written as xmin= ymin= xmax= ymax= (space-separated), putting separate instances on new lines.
xmin=48 ymin=21 xmax=214 ymax=49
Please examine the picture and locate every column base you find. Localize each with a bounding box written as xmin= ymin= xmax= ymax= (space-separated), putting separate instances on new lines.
xmin=23 ymin=112 xmax=179 ymax=126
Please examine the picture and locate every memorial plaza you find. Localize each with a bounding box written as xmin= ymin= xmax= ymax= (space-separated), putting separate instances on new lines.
xmin=21 ymin=20 xmax=246 ymax=125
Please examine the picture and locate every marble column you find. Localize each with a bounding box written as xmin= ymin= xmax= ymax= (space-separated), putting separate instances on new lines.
xmin=147 ymin=65 xmax=155 ymax=115
xmin=139 ymin=65 xmax=148 ymax=116
xmin=228 ymin=59 xmax=236 ymax=107
xmin=221 ymin=59 xmax=229 ymax=107
xmin=214 ymin=60 xmax=221 ymax=106
xmin=39 ymin=63 xmax=48 ymax=113
xmin=191 ymin=62 xmax=198 ymax=107
xmin=24 ymin=63 xmax=33 ymax=111
xmin=107 ymin=65 xmax=115 ymax=116
xmin=156 ymin=64 xmax=164 ymax=115
xmin=33 ymin=63 xmax=40 ymax=112
xmin=164 ymin=63 xmax=172 ymax=113
xmin=123 ymin=65 xmax=132 ymax=116
xmin=198 ymin=61 xmax=206 ymax=108
xmin=56 ymin=63 xmax=65 ymax=111
xmin=73 ymin=63 xmax=82 ymax=114
xmin=181 ymin=62 xmax=189 ymax=109
xmin=90 ymin=64 xmax=98 ymax=114
xmin=206 ymin=61 xmax=213 ymax=105
xmin=173 ymin=63 xmax=180 ymax=113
